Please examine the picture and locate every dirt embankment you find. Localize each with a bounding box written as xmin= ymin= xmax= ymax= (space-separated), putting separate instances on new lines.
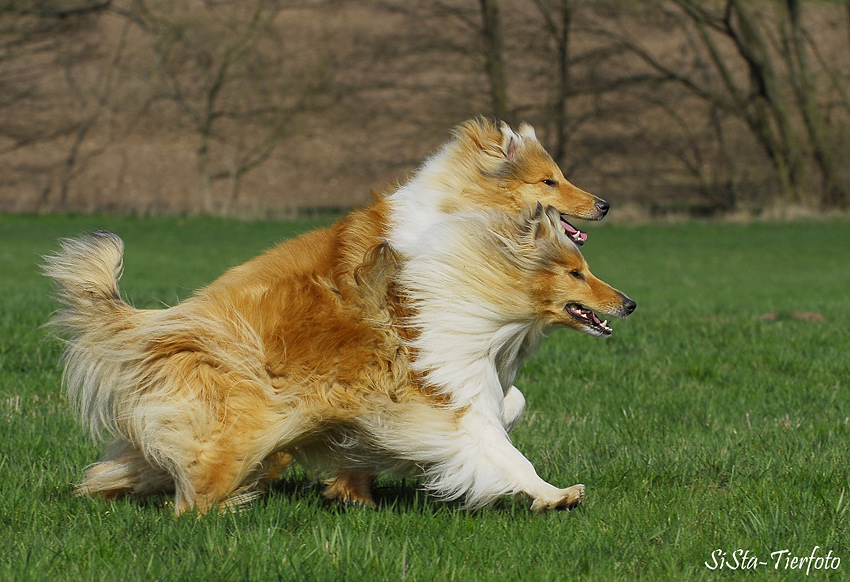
xmin=1 ymin=1 xmax=848 ymax=218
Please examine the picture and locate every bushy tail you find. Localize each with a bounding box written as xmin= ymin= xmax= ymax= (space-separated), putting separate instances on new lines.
xmin=42 ymin=231 xmax=138 ymax=439
xmin=42 ymin=230 xmax=126 ymax=317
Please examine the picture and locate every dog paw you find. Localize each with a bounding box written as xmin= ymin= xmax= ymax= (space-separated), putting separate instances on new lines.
xmin=531 ymin=484 xmax=585 ymax=513
xmin=323 ymin=472 xmax=376 ymax=508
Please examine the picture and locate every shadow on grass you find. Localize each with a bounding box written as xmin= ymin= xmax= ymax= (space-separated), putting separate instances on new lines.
xmin=55 ymin=471 xmax=533 ymax=517
xmin=265 ymin=475 xmax=531 ymax=516
xmin=265 ymin=476 xmax=458 ymax=513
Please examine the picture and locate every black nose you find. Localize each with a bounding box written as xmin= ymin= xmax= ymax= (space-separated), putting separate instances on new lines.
xmin=595 ymin=199 xmax=610 ymax=217
xmin=623 ymin=297 xmax=637 ymax=315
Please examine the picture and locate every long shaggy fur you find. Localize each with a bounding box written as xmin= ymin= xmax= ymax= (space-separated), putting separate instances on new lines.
xmin=44 ymin=118 xmax=630 ymax=514
xmin=390 ymin=205 xmax=634 ymax=508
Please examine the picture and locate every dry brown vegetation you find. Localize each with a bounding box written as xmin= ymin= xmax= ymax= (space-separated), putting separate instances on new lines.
xmin=1 ymin=0 xmax=849 ymax=218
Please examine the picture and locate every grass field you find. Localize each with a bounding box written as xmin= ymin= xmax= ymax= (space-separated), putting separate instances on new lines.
xmin=1 ymin=213 xmax=849 ymax=581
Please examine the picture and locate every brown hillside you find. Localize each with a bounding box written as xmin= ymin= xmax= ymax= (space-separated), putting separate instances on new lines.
xmin=1 ymin=1 xmax=848 ymax=217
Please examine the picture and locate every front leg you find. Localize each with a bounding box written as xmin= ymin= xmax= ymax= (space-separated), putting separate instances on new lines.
xmin=389 ymin=405 xmax=584 ymax=512
xmin=500 ymin=388 xmax=583 ymax=509
xmin=456 ymin=412 xmax=584 ymax=511
xmin=530 ymin=484 xmax=585 ymax=512
xmin=501 ymin=385 xmax=525 ymax=432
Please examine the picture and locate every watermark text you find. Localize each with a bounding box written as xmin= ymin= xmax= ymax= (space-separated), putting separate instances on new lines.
xmin=705 ymin=546 xmax=840 ymax=574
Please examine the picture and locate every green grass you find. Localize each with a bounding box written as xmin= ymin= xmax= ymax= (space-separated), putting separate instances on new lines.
xmin=1 ymin=213 xmax=849 ymax=581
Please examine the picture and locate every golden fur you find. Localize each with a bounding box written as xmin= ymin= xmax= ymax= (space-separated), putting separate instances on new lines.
xmin=44 ymin=118 xmax=631 ymax=514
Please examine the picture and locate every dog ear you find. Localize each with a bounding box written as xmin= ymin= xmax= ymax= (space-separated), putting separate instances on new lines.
xmin=499 ymin=121 xmax=519 ymax=161
xmin=354 ymin=241 xmax=401 ymax=297
xmin=533 ymin=201 xmax=544 ymax=219
xmin=530 ymin=203 xmax=551 ymax=242
xmin=517 ymin=122 xmax=537 ymax=141
xmin=532 ymin=205 xmax=562 ymax=244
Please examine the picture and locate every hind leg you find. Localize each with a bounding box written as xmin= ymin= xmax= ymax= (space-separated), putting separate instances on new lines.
xmin=324 ymin=471 xmax=376 ymax=507
xmin=171 ymin=451 xmax=258 ymax=515
xmin=83 ymin=436 xmax=312 ymax=513
xmin=78 ymin=439 xmax=173 ymax=500
xmin=255 ymin=451 xmax=294 ymax=490
xmin=170 ymin=432 xmax=275 ymax=515
xmin=215 ymin=451 xmax=295 ymax=510
xmin=166 ymin=406 xmax=318 ymax=515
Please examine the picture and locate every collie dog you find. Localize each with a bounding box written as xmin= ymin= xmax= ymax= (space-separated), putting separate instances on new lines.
xmin=44 ymin=119 xmax=629 ymax=514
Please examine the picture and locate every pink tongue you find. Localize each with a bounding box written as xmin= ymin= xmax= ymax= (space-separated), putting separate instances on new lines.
xmin=560 ymin=218 xmax=588 ymax=245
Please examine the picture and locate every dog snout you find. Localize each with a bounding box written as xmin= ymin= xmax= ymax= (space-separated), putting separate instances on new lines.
xmin=619 ymin=293 xmax=636 ymax=316
xmin=595 ymin=199 xmax=610 ymax=218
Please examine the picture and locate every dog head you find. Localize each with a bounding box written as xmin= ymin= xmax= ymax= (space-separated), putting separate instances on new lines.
xmin=446 ymin=118 xmax=608 ymax=245
xmin=502 ymin=204 xmax=636 ymax=336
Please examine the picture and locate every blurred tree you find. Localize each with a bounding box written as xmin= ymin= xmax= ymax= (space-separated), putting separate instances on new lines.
xmin=125 ymin=0 xmax=281 ymax=214
xmin=382 ymin=0 xmax=514 ymax=122
xmin=119 ymin=0 xmax=339 ymax=215
xmin=530 ymin=0 xmax=574 ymax=164
xmin=782 ymin=0 xmax=844 ymax=208
xmin=0 ymin=0 xmax=116 ymax=209
xmin=478 ymin=0 xmax=509 ymax=122
xmin=614 ymin=0 xmax=848 ymax=209
xmin=2 ymin=0 xmax=847 ymax=215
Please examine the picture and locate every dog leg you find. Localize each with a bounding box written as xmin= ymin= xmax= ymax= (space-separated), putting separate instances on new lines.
xmin=209 ymin=451 xmax=297 ymax=511
xmin=383 ymin=406 xmax=584 ymax=512
xmin=172 ymin=455 xmax=257 ymax=515
xmin=171 ymin=436 xmax=282 ymax=515
xmin=461 ymin=412 xmax=584 ymax=511
xmin=168 ymin=400 xmax=324 ymax=515
xmin=460 ymin=413 xmax=584 ymax=511
xmin=323 ymin=471 xmax=376 ymax=507
xmin=255 ymin=451 xmax=294 ymax=490
xmin=78 ymin=439 xmax=173 ymax=499
xmin=501 ymin=385 xmax=526 ymax=432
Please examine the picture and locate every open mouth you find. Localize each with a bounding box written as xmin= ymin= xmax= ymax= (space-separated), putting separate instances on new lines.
xmin=560 ymin=217 xmax=587 ymax=246
xmin=566 ymin=303 xmax=612 ymax=335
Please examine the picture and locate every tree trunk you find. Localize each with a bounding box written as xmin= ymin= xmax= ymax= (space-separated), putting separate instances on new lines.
xmin=199 ymin=133 xmax=214 ymax=215
xmin=479 ymin=0 xmax=510 ymax=121
xmin=552 ymin=0 xmax=573 ymax=164
xmin=729 ymin=0 xmax=805 ymax=203
xmin=785 ymin=0 xmax=846 ymax=208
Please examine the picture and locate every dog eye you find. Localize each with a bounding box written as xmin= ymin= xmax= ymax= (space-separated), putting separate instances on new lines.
xmin=541 ymin=179 xmax=558 ymax=187
xmin=569 ymin=270 xmax=584 ymax=280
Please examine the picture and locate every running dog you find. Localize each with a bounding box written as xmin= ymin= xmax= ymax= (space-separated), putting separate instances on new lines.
xmin=44 ymin=119 xmax=628 ymax=513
